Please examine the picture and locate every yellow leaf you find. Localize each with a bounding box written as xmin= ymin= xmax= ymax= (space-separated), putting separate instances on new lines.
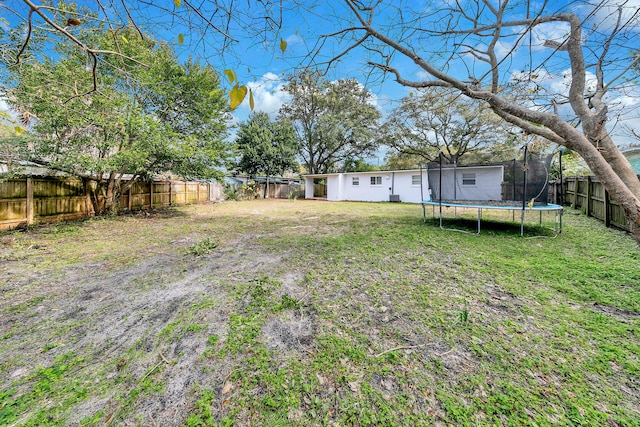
xmin=121 ymin=35 xmax=128 ymax=44
xmin=14 ymin=126 xmax=25 ymax=136
xmin=279 ymin=39 xmax=287 ymax=54
xmin=229 ymin=84 xmax=248 ymax=110
xmin=409 ymin=92 xmax=413 ymax=97
xmin=223 ymin=69 xmax=237 ymax=85
xmin=0 ymin=111 xmax=12 ymax=120
xmin=174 ymin=0 xmax=181 ymax=7
xmin=249 ymin=88 xmax=254 ymax=111
xmin=178 ymin=34 xmax=184 ymax=45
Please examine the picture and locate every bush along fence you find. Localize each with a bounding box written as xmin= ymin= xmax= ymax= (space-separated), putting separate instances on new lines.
xmin=548 ymin=175 xmax=639 ymax=232
xmin=0 ymin=176 xmax=217 ymax=230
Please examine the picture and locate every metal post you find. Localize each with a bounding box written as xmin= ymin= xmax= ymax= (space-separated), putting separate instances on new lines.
xmin=453 ymin=159 xmax=457 ymax=200
xmin=559 ymin=148 xmax=564 ymax=205
xmin=512 ymin=157 xmax=516 ymax=200
xmin=521 ymin=144 xmax=529 ymax=237
xmin=420 ymin=163 xmax=426 ymax=222
xmin=438 ymin=152 xmax=443 ymax=228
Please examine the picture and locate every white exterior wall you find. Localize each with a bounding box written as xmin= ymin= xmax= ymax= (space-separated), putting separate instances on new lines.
xmin=391 ymin=171 xmax=430 ymax=203
xmin=429 ymin=166 xmax=503 ymax=201
xmin=326 ymin=175 xmax=343 ymax=201
xmin=303 ymin=169 xmax=431 ymax=203
xmin=342 ymin=172 xmax=390 ymax=202
xmin=304 ymin=178 xmax=315 ymax=199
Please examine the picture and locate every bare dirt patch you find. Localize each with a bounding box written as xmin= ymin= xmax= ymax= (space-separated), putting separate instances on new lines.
xmin=0 ymin=204 xmax=302 ymax=426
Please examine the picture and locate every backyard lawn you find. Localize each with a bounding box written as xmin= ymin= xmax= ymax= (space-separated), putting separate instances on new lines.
xmin=1 ymin=199 xmax=638 ymax=426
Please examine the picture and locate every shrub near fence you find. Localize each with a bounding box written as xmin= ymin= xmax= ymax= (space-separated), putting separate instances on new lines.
xmin=0 ymin=177 xmax=213 ymax=230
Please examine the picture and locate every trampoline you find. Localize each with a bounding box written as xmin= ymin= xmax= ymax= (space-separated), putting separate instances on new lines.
xmin=422 ymin=200 xmax=563 ymax=236
xmin=420 ymin=144 xmax=564 ymax=237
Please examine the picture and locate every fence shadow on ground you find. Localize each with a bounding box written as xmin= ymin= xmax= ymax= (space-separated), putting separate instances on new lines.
xmin=0 ymin=206 xmax=190 ymax=237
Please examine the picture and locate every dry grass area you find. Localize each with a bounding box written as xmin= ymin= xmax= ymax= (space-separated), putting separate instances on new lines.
xmin=1 ymin=199 xmax=639 ymax=426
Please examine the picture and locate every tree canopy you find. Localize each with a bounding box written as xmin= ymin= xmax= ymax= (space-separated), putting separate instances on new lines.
xmin=235 ymin=112 xmax=298 ymax=197
xmin=1 ymin=15 xmax=231 ymax=213
xmin=383 ymin=88 xmax=517 ymax=165
xmin=279 ymin=69 xmax=382 ymax=174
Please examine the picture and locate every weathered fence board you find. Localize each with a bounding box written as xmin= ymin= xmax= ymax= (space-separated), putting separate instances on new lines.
xmin=549 ymin=176 xmax=638 ymax=232
xmin=0 ymin=177 xmax=214 ymax=230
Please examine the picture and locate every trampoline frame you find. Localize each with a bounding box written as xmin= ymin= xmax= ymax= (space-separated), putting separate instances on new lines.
xmin=422 ymin=200 xmax=564 ymax=237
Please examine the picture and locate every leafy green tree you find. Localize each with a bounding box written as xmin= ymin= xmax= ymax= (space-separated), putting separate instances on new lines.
xmin=1 ymin=19 xmax=230 ymax=213
xmin=342 ymin=157 xmax=379 ymax=172
xmin=236 ymin=112 xmax=298 ymax=198
xmin=382 ymin=88 xmax=517 ymax=165
xmin=383 ymin=152 xmax=425 ymax=170
xmin=280 ymin=69 xmax=382 ymax=174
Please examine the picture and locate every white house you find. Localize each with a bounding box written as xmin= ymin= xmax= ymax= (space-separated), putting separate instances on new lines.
xmin=303 ymin=169 xmax=430 ymax=203
xmin=428 ymin=164 xmax=504 ymax=201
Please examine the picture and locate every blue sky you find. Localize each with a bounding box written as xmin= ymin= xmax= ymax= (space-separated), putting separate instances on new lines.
xmin=2 ymin=0 xmax=640 ymax=150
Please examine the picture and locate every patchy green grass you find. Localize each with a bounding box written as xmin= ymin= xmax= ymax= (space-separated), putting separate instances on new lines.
xmin=1 ymin=200 xmax=639 ymax=426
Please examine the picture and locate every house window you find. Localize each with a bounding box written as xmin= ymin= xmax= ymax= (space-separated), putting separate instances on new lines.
xmin=370 ymin=176 xmax=382 ymax=186
xmin=411 ymin=175 xmax=421 ymax=186
xmin=462 ymin=173 xmax=476 ymax=186
xmin=352 ymin=177 xmax=359 ymax=186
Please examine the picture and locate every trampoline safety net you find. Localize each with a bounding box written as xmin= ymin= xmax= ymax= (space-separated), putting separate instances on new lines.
xmin=503 ymin=152 xmax=553 ymax=205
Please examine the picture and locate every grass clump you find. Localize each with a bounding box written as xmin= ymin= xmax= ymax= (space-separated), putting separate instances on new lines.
xmin=186 ymin=237 xmax=218 ymax=257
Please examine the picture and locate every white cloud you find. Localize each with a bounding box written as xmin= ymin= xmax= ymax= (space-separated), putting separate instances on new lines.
xmin=285 ymin=33 xmax=303 ymax=47
xmin=584 ymin=0 xmax=640 ymax=31
xmin=0 ymin=97 xmax=18 ymax=122
xmin=530 ymin=21 xmax=571 ymax=52
xmin=236 ymin=72 xmax=291 ymax=118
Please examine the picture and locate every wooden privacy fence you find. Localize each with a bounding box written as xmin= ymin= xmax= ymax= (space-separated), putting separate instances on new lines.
xmin=0 ymin=177 xmax=214 ymax=230
xmin=548 ymin=176 xmax=638 ymax=232
xmin=226 ymin=182 xmax=305 ymax=200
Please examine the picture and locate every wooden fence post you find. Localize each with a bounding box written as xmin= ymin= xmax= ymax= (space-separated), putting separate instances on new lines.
xmin=26 ymin=177 xmax=34 ymax=225
xmin=169 ymin=180 xmax=173 ymax=206
xmin=150 ymin=181 xmax=153 ymax=209
xmin=604 ymin=189 xmax=611 ymax=228
xmin=84 ymin=178 xmax=91 ymax=217
xmin=585 ymin=176 xmax=591 ymax=217
xmin=128 ymin=184 xmax=133 ymax=211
